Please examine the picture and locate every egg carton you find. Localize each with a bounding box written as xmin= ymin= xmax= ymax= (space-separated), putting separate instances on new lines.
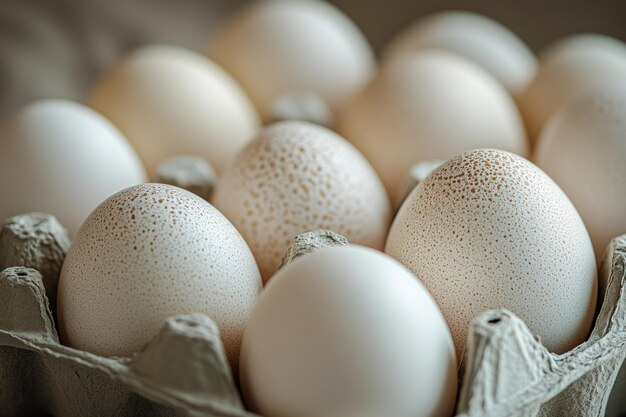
xmin=0 ymin=212 xmax=625 ymax=417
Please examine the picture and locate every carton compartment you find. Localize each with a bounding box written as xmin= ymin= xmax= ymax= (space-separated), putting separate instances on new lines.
xmin=0 ymin=213 xmax=625 ymax=417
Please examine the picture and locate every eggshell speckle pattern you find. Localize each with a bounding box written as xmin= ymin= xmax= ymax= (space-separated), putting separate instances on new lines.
xmin=213 ymin=121 xmax=391 ymax=282
xmin=58 ymin=183 xmax=262 ymax=368
xmin=385 ymin=149 xmax=597 ymax=359
xmin=535 ymin=86 xmax=626 ymax=263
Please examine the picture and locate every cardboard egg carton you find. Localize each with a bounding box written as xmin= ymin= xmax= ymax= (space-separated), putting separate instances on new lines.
xmin=0 ymin=212 xmax=625 ymax=417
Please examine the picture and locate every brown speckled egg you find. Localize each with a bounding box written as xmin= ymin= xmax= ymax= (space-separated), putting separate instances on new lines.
xmin=385 ymin=149 xmax=597 ymax=360
xmin=213 ymin=121 xmax=392 ymax=282
xmin=57 ymin=183 xmax=262 ymax=368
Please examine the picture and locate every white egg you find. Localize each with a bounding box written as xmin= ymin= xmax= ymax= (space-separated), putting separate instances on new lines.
xmin=89 ymin=44 xmax=260 ymax=177
xmin=212 ymin=121 xmax=391 ymax=282
xmin=386 ymin=149 xmax=597 ymax=359
xmin=535 ymin=86 xmax=626 ymax=262
xmin=57 ymin=183 xmax=262 ymax=368
xmin=384 ymin=10 xmax=537 ymax=98
xmin=209 ymin=0 xmax=375 ymax=121
xmin=520 ymin=33 xmax=626 ymax=141
xmin=337 ymin=51 xmax=528 ymax=203
xmin=0 ymin=99 xmax=146 ymax=236
xmin=240 ymin=245 xmax=457 ymax=417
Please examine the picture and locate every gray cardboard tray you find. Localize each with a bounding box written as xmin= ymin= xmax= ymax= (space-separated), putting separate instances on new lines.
xmin=0 ymin=213 xmax=625 ymax=417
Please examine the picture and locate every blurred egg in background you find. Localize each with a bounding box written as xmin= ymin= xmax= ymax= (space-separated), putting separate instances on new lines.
xmin=89 ymin=44 xmax=260 ymax=178
xmin=535 ymin=86 xmax=626 ymax=264
xmin=209 ymin=0 xmax=375 ymax=122
xmin=520 ymin=34 xmax=626 ymax=142
xmin=383 ymin=10 xmax=537 ymax=99
xmin=337 ymin=50 xmax=528 ymax=203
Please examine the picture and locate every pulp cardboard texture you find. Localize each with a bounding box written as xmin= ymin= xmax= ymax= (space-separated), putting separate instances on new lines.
xmin=457 ymin=235 xmax=626 ymax=417
xmin=0 ymin=213 xmax=625 ymax=417
xmin=156 ymin=156 xmax=217 ymax=202
xmin=0 ymin=213 xmax=70 ymax=322
xmin=279 ymin=229 xmax=349 ymax=268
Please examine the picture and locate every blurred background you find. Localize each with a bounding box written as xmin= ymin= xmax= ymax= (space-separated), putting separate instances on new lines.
xmin=1 ymin=0 xmax=626 ymax=120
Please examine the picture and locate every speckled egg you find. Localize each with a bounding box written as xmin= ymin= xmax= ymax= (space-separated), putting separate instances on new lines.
xmin=337 ymin=51 xmax=528 ymax=203
xmin=212 ymin=121 xmax=391 ymax=282
xmin=520 ymin=34 xmax=626 ymax=142
xmin=535 ymin=86 xmax=626 ymax=263
xmin=384 ymin=10 xmax=537 ymax=98
xmin=385 ymin=149 xmax=597 ymax=359
xmin=57 ymin=183 xmax=262 ymax=368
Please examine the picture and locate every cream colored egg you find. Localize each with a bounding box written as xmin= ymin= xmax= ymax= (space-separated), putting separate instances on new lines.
xmin=57 ymin=183 xmax=262 ymax=368
xmin=240 ymin=246 xmax=457 ymax=417
xmin=89 ymin=44 xmax=260 ymax=178
xmin=209 ymin=0 xmax=375 ymax=121
xmin=384 ymin=10 xmax=537 ymax=98
xmin=385 ymin=149 xmax=597 ymax=360
xmin=337 ymin=51 xmax=528 ymax=203
xmin=535 ymin=86 xmax=626 ymax=262
xmin=520 ymin=34 xmax=626 ymax=142
xmin=212 ymin=121 xmax=391 ymax=282
xmin=0 ymin=99 xmax=146 ymax=236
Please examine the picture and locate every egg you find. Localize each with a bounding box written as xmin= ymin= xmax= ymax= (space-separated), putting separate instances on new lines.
xmin=57 ymin=183 xmax=262 ymax=368
xmin=240 ymin=245 xmax=457 ymax=417
xmin=520 ymin=33 xmax=626 ymax=142
xmin=0 ymin=99 xmax=146 ymax=236
xmin=384 ymin=10 xmax=537 ymax=98
xmin=535 ymin=86 xmax=626 ymax=262
xmin=337 ymin=51 xmax=528 ymax=203
xmin=212 ymin=121 xmax=391 ymax=282
xmin=209 ymin=0 xmax=375 ymax=121
xmin=385 ymin=149 xmax=597 ymax=359
xmin=88 ymin=44 xmax=260 ymax=178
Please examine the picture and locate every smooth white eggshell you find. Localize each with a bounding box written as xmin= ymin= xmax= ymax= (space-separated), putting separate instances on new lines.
xmin=520 ymin=33 xmax=626 ymax=141
xmin=210 ymin=0 xmax=375 ymax=121
xmin=0 ymin=99 xmax=146 ymax=236
xmin=386 ymin=149 xmax=597 ymax=360
xmin=535 ymin=86 xmax=626 ymax=262
xmin=57 ymin=183 xmax=262 ymax=368
xmin=212 ymin=121 xmax=391 ymax=282
xmin=89 ymin=44 xmax=260 ymax=177
xmin=240 ymin=245 xmax=457 ymax=417
xmin=337 ymin=51 xmax=528 ymax=203
xmin=384 ymin=10 xmax=537 ymax=98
